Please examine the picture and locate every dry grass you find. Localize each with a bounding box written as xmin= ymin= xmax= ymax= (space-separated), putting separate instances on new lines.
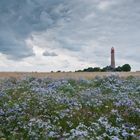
xmin=0 ymin=72 xmax=140 ymax=79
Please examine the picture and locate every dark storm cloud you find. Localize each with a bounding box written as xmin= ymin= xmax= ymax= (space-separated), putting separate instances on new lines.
xmin=0 ymin=0 xmax=68 ymax=59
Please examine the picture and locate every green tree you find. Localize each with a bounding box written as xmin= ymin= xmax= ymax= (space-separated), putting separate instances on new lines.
xmin=115 ymin=66 xmax=122 ymax=72
xmin=121 ymin=64 xmax=131 ymax=72
xmin=83 ymin=67 xmax=94 ymax=72
xmin=93 ymin=67 xmax=101 ymax=72
xmin=101 ymin=66 xmax=114 ymax=72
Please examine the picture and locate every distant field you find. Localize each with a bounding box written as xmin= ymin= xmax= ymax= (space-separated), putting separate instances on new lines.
xmin=0 ymin=72 xmax=140 ymax=79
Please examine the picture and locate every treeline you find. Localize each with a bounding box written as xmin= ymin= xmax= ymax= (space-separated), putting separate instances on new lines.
xmin=76 ymin=64 xmax=131 ymax=72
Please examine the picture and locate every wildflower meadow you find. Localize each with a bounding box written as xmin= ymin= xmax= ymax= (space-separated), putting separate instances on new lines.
xmin=0 ymin=75 xmax=140 ymax=139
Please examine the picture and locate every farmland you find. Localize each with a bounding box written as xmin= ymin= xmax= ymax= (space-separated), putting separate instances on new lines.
xmin=0 ymin=73 xmax=140 ymax=139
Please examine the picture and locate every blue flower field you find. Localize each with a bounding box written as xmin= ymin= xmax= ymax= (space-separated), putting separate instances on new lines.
xmin=0 ymin=75 xmax=140 ymax=139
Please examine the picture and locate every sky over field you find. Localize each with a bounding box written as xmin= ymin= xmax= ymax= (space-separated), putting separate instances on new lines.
xmin=0 ymin=0 xmax=140 ymax=71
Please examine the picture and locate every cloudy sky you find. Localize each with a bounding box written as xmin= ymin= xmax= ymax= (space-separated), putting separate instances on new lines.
xmin=0 ymin=0 xmax=140 ymax=72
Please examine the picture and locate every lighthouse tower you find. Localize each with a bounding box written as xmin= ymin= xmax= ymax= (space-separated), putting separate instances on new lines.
xmin=111 ymin=47 xmax=115 ymax=69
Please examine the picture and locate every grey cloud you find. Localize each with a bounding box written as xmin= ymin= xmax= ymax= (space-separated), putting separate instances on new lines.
xmin=0 ymin=31 xmax=35 ymax=59
xmin=43 ymin=51 xmax=58 ymax=57
xmin=0 ymin=0 xmax=68 ymax=59
xmin=0 ymin=0 xmax=140 ymax=70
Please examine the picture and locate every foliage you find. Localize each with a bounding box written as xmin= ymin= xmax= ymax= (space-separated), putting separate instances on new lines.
xmin=76 ymin=64 xmax=131 ymax=72
xmin=121 ymin=64 xmax=131 ymax=72
xmin=83 ymin=67 xmax=101 ymax=72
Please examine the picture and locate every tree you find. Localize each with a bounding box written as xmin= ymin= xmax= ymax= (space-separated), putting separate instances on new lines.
xmin=101 ymin=66 xmax=115 ymax=72
xmin=83 ymin=67 xmax=94 ymax=72
xmin=121 ymin=64 xmax=131 ymax=72
xmin=75 ymin=64 xmax=132 ymax=72
xmin=93 ymin=67 xmax=101 ymax=72
xmin=115 ymin=66 xmax=122 ymax=72
xmin=83 ymin=67 xmax=101 ymax=72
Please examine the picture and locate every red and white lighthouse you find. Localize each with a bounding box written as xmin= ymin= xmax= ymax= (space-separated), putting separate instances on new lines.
xmin=111 ymin=47 xmax=115 ymax=68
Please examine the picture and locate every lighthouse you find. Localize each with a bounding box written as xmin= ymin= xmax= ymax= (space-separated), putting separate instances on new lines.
xmin=111 ymin=47 xmax=115 ymax=69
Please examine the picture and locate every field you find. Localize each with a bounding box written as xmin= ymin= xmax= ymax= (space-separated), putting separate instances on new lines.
xmin=0 ymin=72 xmax=140 ymax=79
xmin=0 ymin=73 xmax=140 ymax=139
